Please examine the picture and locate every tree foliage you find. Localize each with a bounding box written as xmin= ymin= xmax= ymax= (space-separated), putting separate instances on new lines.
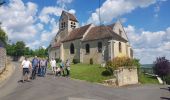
xmin=153 ymin=57 xmax=170 ymax=79
xmin=6 ymin=41 xmax=48 ymax=57
xmin=0 ymin=27 xmax=8 ymax=46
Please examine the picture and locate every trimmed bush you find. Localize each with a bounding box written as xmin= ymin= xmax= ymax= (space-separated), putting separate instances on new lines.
xmin=90 ymin=58 xmax=93 ymax=65
xmin=72 ymin=59 xmax=80 ymax=64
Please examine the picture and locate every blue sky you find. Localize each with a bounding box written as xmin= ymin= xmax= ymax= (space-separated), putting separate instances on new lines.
xmin=0 ymin=0 xmax=170 ymax=64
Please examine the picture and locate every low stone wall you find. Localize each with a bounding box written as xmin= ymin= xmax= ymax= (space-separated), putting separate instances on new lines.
xmin=114 ymin=67 xmax=138 ymax=86
xmin=0 ymin=47 xmax=6 ymax=74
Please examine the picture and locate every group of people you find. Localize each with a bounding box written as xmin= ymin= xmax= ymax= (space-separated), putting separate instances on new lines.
xmin=50 ymin=58 xmax=70 ymax=77
xmin=21 ymin=56 xmax=71 ymax=82
xmin=21 ymin=56 xmax=48 ymax=82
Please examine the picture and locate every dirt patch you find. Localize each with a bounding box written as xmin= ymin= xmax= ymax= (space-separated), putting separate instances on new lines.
xmin=0 ymin=63 xmax=14 ymax=85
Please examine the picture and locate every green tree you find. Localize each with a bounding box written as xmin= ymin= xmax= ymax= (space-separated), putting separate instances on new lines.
xmin=0 ymin=27 xmax=8 ymax=46
xmin=6 ymin=43 xmax=15 ymax=56
xmin=15 ymin=41 xmax=25 ymax=57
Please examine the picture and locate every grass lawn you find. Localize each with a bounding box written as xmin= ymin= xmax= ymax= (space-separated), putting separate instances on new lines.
xmin=70 ymin=63 xmax=113 ymax=83
xmin=139 ymin=73 xmax=159 ymax=84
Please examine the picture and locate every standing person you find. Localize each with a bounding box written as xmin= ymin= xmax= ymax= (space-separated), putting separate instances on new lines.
xmin=40 ymin=58 xmax=47 ymax=77
xmin=21 ymin=57 xmax=32 ymax=82
xmin=50 ymin=58 xmax=56 ymax=75
xmin=59 ymin=61 xmax=65 ymax=76
xmin=31 ymin=56 xmax=39 ymax=80
xmin=44 ymin=58 xmax=48 ymax=77
xmin=65 ymin=59 xmax=70 ymax=77
xmin=37 ymin=58 xmax=41 ymax=76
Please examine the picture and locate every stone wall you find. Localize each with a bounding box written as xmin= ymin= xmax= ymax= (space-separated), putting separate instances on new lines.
xmin=114 ymin=67 xmax=138 ymax=86
xmin=0 ymin=47 xmax=6 ymax=74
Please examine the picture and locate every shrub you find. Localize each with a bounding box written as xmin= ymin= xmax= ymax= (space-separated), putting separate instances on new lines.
xmin=72 ymin=59 xmax=80 ymax=64
xmin=153 ymin=57 xmax=170 ymax=80
xmin=90 ymin=58 xmax=93 ymax=65
xmin=165 ymin=75 xmax=170 ymax=85
xmin=102 ymin=67 xmax=113 ymax=76
xmin=106 ymin=57 xmax=140 ymax=70
xmin=55 ymin=58 xmax=61 ymax=63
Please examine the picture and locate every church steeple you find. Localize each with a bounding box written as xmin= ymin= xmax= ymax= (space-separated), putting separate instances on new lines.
xmin=59 ymin=11 xmax=79 ymax=32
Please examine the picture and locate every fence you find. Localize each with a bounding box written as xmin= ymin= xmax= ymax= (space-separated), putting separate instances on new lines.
xmin=0 ymin=47 xmax=6 ymax=74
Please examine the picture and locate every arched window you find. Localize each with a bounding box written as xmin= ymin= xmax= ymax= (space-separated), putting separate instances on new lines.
xmin=119 ymin=42 xmax=122 ymax=53
xmin=98 ymin=42 xmax=102 ymax=53
xmin=70 ymin=43 xmax=74 ymax=54
xmin=85 ymin=44 xmax=90 ymax=54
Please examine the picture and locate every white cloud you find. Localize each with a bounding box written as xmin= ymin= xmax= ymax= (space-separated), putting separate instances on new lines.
xmin=125 ymin=25 xmax=170 ymax=64
xmin=0 ymin=0 xmax=75 ymax=49
xmin=57 ymin=0 xmax=73 ymax=8
xmin=87 ymin=0 xmax=166 ymax=24
xmin=40 ymin=19 xmax=59 ymax=42
xmin=68 ymin=9 xmax=76 ymax=14
xmin=0 ymin=0 xmax=38 ymax=42
xmin=39 ymin=7 xmax=63 ymax=24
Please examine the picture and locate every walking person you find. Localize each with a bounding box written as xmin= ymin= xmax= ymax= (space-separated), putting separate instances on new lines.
xmin=21 ymin=57 xmax=32 ymax=82
xmin=50 ymin=58 xmax=57 ymax=75
xmin=31 ymin=56 xmax=39 ymax=80
xmin=65 ymin=59 xmax=70 ymax=77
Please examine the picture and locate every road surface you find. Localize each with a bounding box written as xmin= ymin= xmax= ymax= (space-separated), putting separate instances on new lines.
xmin=0 ymin=62 xmax=169 ymax=100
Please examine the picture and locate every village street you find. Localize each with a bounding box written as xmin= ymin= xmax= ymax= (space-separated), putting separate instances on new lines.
xmin=0 ymin=62 xmax=169 ymax=100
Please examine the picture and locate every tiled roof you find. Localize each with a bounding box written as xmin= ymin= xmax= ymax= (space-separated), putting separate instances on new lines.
xmin=82 ymin=25 xmax=127 ymax=42
xmin=62 ymin=24 xmax=91 ymax=42
xmin=63 ymin=11 xmax=78 ymax=22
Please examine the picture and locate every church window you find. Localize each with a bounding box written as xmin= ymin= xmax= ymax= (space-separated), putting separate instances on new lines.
xmin=70 ymin=43 xmax=74 ymax=54
xmin=85 ymin=44 xmax=90 ymax=54
xmin=98 ymin=42 xmax=102 ymax=53
xmin=119 ymin=42 xmax=122 ymax=53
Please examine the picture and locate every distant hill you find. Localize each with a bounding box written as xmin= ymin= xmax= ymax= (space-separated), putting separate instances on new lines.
xmin=141 ymin=64 xmax=154 ymax=68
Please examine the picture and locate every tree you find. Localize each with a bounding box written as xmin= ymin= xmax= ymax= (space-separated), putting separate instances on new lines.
xmin=0 ymin=27 xmax=8 ymax=46
xmin=154 ymin=57 xmax=170 ymax=81
xmin=15 ymin=41 xmax=25 ymax=56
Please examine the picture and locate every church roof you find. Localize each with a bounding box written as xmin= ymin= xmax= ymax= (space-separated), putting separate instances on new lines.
xmin=63 ymin=11 xmax=78 ymax=22
xmin=62 ymin=23 xmax=127 ymax=43
xmin=51 ymin=42 xmax=61 ymax=48
xmin=62 ymin=24 xmax=91 ymax=42
xmin=82 ymin=25 xmax=127 ymax=42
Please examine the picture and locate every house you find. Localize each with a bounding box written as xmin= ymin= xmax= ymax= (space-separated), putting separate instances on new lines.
xmin=48 ymin=11 xmax=133 ymax=64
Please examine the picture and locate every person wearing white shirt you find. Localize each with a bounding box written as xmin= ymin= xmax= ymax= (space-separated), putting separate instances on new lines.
xmin=21 ymin=57 xmax=32 ymax=82
xmin=50 ymin=58 xmax=56 ymax=75
xmin=50 ymin=58 xmax=57 ymax=74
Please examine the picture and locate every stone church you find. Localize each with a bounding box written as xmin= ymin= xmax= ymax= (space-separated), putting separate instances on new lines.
xmin=48 ymin=11 xmax=133 ymax=64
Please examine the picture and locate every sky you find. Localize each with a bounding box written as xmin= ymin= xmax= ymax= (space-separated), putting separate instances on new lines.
xmin=0 ymin=0 xmax=170 ymax=64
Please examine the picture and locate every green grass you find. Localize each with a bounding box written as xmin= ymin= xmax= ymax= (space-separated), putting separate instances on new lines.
xmin=139 ymin=73 xmax=159 ymax=84
xmin=70 ymin=63 xmax=113 ymax=83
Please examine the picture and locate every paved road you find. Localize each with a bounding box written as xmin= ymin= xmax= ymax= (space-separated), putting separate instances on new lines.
xmin=0 ymin=62 xmax=169 ymax=100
